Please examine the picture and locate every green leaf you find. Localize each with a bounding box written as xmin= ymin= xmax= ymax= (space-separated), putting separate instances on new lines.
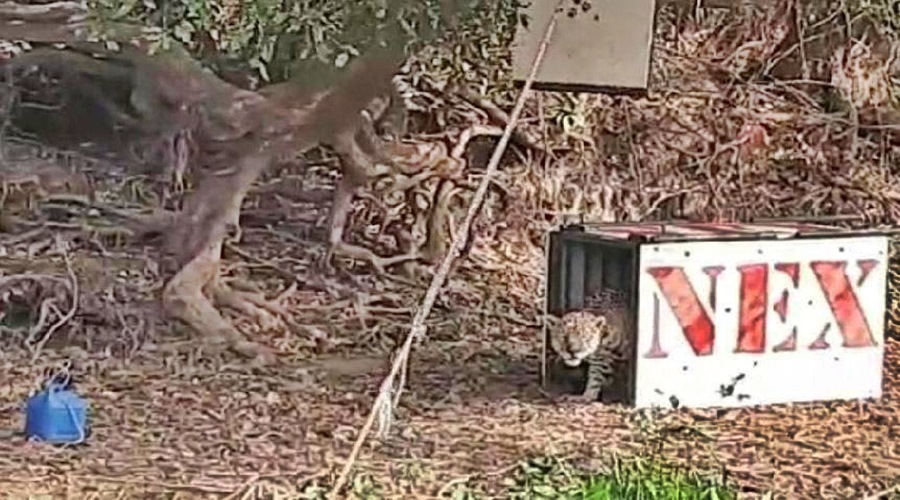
xmin=173 ymin=21 xmax=195 ymax=44
xmin=530 ymin=484 xmax=559 ymax=497
xmin=113 ymin=0 xmax=137 ymax=19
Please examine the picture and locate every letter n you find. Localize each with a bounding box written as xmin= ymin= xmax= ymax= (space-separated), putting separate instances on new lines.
xmin=645 ymin=267 xmax=716 ymax=356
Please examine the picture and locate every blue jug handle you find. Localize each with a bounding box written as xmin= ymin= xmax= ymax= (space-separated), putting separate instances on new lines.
xmin=42 ymin=366 xmax=86 ymax=445
xmin=45 ymin=362 xmax=71 ymax=391
xmin=64 ymin=401 xmax=86 ymax=445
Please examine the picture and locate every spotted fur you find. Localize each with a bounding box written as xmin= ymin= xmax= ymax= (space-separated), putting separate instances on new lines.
xmin=547 ymin=288 xmax=632 ymax=401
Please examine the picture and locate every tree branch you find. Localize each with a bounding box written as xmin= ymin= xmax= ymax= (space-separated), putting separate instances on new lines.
xmin=0 ymin=1 xmax=93 ymax=42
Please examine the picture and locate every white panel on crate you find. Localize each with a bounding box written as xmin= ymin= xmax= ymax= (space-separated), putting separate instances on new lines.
xmin=634 ymin=236 xmax=888 ymax=409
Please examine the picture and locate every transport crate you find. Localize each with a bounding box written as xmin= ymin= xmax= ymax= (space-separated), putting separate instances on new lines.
xmin=542 ymin=220 xmax=889 ymax=409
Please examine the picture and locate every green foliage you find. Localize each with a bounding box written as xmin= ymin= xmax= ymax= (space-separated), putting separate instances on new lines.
xmin=484 ymin=455 xmax=736 ymax=500
xmin=577 ymin=457 xmax=737 ymax=500
xmin=291 ymin=453 xmax=737 ymax=498
xmin=413 ymin=0 xmax=522 ymax=100
xmin=84 ymin=0 xmax=523 ymax=88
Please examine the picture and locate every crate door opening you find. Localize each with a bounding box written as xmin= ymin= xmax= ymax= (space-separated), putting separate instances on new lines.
xmin=543 ymin=229 xmax=638 ymax=403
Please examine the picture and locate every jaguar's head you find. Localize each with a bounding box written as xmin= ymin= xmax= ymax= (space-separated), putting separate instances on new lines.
xmin=547 ymin=311 xmax=605 ymax=367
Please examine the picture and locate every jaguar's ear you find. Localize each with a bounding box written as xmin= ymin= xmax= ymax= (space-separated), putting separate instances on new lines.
xmin=543 ymin=313 xmax=562 ymax=329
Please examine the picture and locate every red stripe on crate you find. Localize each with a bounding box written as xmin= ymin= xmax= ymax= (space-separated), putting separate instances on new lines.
xmin=796 ymin=224 xmax=850 ymax=235
xmin=760 ymin=222 xmax=840 ymax=233
xmin=663 ymin=224 xmax=724 ymax=237
xmin=677 ymin=223 xmax=760 ymax=235
xmin=590 ymin=224 xmax=665 ymax=239
xmin=590 ymin=229 xmax=633 ymax=239
xmin=740 ymin=223 xmax=801 ymax=235
xmin=582 ymin=220 xmax=866 ymax=242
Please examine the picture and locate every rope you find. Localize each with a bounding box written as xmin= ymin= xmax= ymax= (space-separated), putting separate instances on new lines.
xmin=328 ymin=2 xmax=564 ymax=496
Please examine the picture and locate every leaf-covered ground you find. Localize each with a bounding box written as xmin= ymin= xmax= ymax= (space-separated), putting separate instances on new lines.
xmin=0 ymin=225 xmax=896 ymax=498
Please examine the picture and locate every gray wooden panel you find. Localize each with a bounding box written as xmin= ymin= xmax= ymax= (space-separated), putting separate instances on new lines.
xmin=512 ymin=0 xmax=657 ymax=92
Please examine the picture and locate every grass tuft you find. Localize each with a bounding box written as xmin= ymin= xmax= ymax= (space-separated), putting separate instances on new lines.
xmin=498 ymin=454 xmax=737 ymax=500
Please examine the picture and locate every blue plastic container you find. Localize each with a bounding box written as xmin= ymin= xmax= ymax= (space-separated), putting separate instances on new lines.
xmin=25 ymin=381 xmax=88 ymax=444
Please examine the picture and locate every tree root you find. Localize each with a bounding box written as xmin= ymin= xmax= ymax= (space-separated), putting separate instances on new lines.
xmin=325 ymin=123 xmax=499 ymax=271
xmin=327 ymin=240 xmax=421 ymax=277
xmin=210 ymin=279 xmax=289 ymax=332
xmin=161 ymin=239 xmax=279 ymax=364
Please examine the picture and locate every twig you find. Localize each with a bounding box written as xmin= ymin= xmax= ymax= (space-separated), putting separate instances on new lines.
xmin=0 ymin=272 xmax=70 ymax=342
xmin=864 ymin=484 xmax=900 ymax=500
xmin=220 ymin=474 xmax=261 ymax=500
xmin=0 ymin=63 xmax=18 ymax=160
xmin=0 ymin=227 xmax=48 ymax=246
xmin=83 ymin=475 xmax=236 ymax=494
xmin=451 ymin=85 xmax=547 ymax=153
xmin=0 ymin=274 xmax=69 ymax=288
xmin=326 ymin=1 xmax=564 ymax=496
xmin=29 ymin=235 xmax=79 ymax=362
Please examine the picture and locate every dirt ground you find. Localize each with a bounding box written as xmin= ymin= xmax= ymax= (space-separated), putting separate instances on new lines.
xmin=0 ymin=218 xmax=897 ymax=500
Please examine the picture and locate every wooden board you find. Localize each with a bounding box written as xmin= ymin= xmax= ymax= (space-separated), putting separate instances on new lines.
xmin=511 ymin=0 xmax=657 ymax=93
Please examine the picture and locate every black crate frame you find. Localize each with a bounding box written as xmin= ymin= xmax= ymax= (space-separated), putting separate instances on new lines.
xmin=542 ymin=224 xmax=643 ymax=403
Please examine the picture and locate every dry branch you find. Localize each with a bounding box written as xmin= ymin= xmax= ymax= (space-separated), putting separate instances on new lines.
xmin=0 ymin=1 xmax=140 ymax=43
xmin=28 ymin=236 xmax=77 ymax=361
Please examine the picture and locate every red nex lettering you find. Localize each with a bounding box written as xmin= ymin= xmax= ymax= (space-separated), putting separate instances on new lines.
xmin=644 ymin=259 xmax=879 ymax=357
